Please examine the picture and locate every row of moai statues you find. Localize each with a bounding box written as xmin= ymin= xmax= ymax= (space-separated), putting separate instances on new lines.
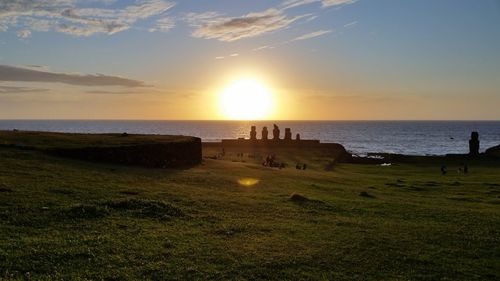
xmin=250 ymin=124 xmax=300 ymax=141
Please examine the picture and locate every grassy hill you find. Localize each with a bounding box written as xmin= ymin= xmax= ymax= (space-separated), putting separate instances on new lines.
xmin=0 ymin=133 xmax=499 ymax=280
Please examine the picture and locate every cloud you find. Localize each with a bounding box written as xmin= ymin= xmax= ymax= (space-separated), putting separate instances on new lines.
xmin=281 ymin=0 xmax=357 ymax=9
xmin=16 ymin=29 xmax=31 ymax=38
xmin=0 ymin=64 xmax=148 ymax=87
xmin=189 ymin=8 xmax=308 ymax=42
xmin=281 ymin=0 xmax=318 ymax=10
xmin=85 ymin=90 xmax=140 ymax=94
xmin=344 ymin=20 xmax=358 ymax=28
xmin=0 ymin=0 xmax=176 ymax=37
xmin=0 ymin=85 xmax=49 ymax=94
xmin=253 ymin=45 xmax=274 ymax=51
xmin=185 ymin=1 xmax=356 ymax=42
xmin=322 ymin=0 xmax=357 ymax=7
xmin=149 ymin=17 xmax=175 ymax=32
xmin=292 ymin=29 xmax=332 ymax=41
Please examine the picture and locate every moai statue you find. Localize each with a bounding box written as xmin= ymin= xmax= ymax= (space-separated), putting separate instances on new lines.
xmin=262 ymin=127 xmax=269 ymax=140
xmin=284 ymin=128 xmax=292 ymax=141
xmin=296 ymin=133 xmax=301 ymax=141
xmin=469 ymin=131 xmax=480 ymax=156
xmin=250 ymin=126 xmax=257 ymax=140
xmin=272 ymin=124 xmax=280 ymax=140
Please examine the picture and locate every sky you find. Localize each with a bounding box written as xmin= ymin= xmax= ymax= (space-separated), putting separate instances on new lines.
xmin=0 ymin=0 xmax=500 ymax=120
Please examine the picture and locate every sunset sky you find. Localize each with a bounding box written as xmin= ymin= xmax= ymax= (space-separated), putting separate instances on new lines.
xmin=1 ymin=0 xmax=499 ymax=120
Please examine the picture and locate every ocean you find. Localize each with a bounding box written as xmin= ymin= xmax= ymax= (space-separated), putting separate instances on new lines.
xmin=1 ymin=120 xmax=499 ymax=156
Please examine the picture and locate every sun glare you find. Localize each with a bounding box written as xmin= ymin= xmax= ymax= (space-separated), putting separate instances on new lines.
xmin=219 ymin=78 xmax=274 ymax=120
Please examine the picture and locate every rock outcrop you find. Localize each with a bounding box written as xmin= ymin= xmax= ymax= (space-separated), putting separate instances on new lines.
xmin=485 ymin=144 xmax=500 ymax=158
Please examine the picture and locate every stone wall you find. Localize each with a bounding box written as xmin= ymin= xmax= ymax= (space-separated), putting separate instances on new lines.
xmin=51 ymin=138 xmax=202 ymax=168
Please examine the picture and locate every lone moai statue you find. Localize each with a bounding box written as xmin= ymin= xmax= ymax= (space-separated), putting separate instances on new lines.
xmin=284 ymin=128 xmax=292 ymax=141
xmin=262 ymin=127 xmax=269 ymax=140
xmin=469 ymin=131 xmax=480 ymax=156
xmin=296 ymin=133 xmax=301 ymax=141
xmin=250 ymin=126 xmax=257 ymax=140
xmin=273 ymin=124 xmax=280 ymax=140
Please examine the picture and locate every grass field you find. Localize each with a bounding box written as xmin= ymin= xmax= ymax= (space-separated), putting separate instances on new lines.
xmin=1 ymin=138 xmax=499 ymax=280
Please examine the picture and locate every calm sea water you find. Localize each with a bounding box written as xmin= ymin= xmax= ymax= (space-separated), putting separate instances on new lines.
xmin=1 ymin=120 xmax=499 ymax=156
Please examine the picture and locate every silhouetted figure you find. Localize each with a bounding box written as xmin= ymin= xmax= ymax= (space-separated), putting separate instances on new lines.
xmin=296 ymin=133 xmax=301 ymax=141
xmin=469 ymin=131 xmax=480 ymax=156
xmin=464 ymin=164 xmax=468 ymax=174
xmin=262 ymin=127 xmax=269 ymax=140
xmin=296 ymin=164 xmax=301 ymax=170
xmin=250 ymin=126 xmax=257 ymax=140
xmin=284 ymin=128 xmax=292 ymax=141
xmin=303 ymin=164 xmax=307 ymax=170
xmin=273 ymin=124 xmax=280 ymax=140
xmin=441 ymin=165 xmax=447 ymax=175
xmin=264 ymin=154 xmax=276 ymax=167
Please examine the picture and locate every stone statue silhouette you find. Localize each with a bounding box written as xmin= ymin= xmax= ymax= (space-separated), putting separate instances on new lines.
xmin=469 ymin=131 xmax=480 ymax=156
xmin=284 ymin=128 xmax=292 ymax=141
xmin=262 ymin=127 xmax=268 ymax=140
xmin=272 ymin=124 xmax=280 ymax=140
xmin=250 ymin=126 xmax=257 ymax=140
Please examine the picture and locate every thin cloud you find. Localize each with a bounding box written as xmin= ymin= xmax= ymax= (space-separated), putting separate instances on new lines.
xmin=0 ymin=64 xmax=148 ymax=88
xmin=0 ymin=0 xmax=176 ymax=37
xmin=189 ymin=9 xmax=308 ymax=42
xmin=253 ymin=45 xmax=274 ymax=51
xmin=282 ymin=0 xmax=357 ymax=9
xmin=281 ymin=0 xmax=318 ymax=10
xmin=292 ymin=29 xmax=332 ymax=41
xmin=16 ymin=29 xmax=31 ymax=38
xmin=0 ymin=86 xmax=49 ymax=94
xmin=322 ymin=0 xmax=358 ymax=7
xmin=149 ymin=17 xmax=175 ymax=32
xmin=85 ymin=90 xmax=140 ymax=95
xmin=344 ymin=20 xmax=358 ymax=28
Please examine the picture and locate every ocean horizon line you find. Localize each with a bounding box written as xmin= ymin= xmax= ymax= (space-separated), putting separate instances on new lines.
xmin=0 ymin=119 xmax=499 ymax=122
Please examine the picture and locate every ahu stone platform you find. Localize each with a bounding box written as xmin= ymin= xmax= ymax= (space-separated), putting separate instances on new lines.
xmin=213 ymin=124 xmax=352 ymax=162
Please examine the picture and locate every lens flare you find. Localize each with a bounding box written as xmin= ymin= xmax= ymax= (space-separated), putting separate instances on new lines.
xmin=237 ymin=178 xmax=260 ymax=187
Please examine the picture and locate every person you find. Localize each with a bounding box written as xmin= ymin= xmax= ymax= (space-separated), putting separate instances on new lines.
xmin=303 ymin=164 xmax=307 ymax=170
xmin=464 ymin=164 xmax=468 ymax=174
xmin=441 ymin=165 xmax=447 ymax=175
xmin=296 ymin=163 xmax=301 ymax=170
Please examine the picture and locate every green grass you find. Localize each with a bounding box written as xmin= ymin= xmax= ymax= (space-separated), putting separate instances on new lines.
xmin=1 ymin=141 xmax=499 ymax=280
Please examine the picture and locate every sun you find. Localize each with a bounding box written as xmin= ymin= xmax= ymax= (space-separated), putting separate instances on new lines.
xmin=219 ymin=78 xmax=274 ymax=120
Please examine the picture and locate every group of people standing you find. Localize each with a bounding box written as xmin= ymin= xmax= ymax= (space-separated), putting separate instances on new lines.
xmin=441 ymin=163 xmax=468 ymax=175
